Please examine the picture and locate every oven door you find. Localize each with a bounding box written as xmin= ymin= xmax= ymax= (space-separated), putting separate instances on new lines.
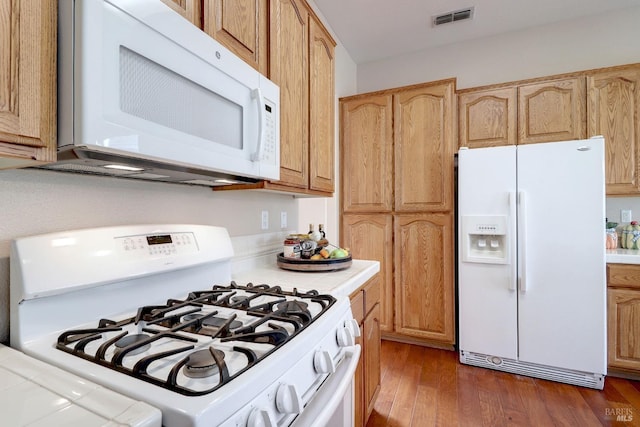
xmin=62 ymin=0 xmax=279 ymax=180
xmin=293 ymin=346 xmax=361 ymax=427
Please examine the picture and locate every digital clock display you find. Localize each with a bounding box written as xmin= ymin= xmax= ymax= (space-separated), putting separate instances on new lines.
xmin=147 ymin=235 xmax=172 ymax=245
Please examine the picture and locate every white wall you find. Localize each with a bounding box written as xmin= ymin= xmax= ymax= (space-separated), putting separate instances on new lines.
xmin=0 ymin=169 xmax=298 ymax=343
xmin=357 ymin=6 xmax=640 ymax=92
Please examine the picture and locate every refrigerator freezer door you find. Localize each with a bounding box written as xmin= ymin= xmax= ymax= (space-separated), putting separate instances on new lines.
xmin=516 ymin=138 xmax=606 ymax=374
xmin=458 ymin=146 xmax=518 ymax=359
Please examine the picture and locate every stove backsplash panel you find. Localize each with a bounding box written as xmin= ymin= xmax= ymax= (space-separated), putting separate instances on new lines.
xmin=0 ymin=168 xmax=300 ymax=345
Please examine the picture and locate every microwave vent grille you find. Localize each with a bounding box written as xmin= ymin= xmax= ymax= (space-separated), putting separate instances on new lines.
xmin=120 ymin=47 xmax=244 ymax=150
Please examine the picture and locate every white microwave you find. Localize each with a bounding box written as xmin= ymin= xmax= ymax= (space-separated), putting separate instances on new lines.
xmin=49 ymin=0 xmax=280 ymax=186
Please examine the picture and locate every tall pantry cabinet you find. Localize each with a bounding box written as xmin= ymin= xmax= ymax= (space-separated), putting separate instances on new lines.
xmin=340 ymin=79 xmax=456 ymax=347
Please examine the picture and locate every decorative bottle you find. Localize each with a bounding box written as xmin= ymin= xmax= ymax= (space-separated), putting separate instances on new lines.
xmin=308 ymin=223 xmax=322 ymax=241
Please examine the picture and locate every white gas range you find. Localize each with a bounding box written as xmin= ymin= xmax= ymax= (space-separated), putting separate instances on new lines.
xmin=9 ymin=224 xmax=378 ymax=427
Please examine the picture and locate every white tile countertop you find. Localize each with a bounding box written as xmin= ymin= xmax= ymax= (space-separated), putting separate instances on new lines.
xmin=232 ymin=257 xmax=380 ymax=298
xmin=606 ymin=249 xmax=640 ymax=264
xmin=0 ymin=344 xmax=161 ymax=427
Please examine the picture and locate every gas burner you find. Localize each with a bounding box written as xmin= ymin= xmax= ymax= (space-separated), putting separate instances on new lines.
xmin=115 ymin=333 xmax=150 ymax=355
xmin=183 ymin=348 xmax=226 ymax=378
xmin=230 ymin=295 xmax=250 ymax=306
xmin=182 ymin=314 xmax=243 ymax=330
xmin=277 ymin=300 xmax=309 ymax=313
xmin=276 ymin=300 xmax=312 ymax=321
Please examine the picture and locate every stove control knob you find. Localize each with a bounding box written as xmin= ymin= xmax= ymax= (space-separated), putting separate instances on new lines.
xmin=276 ymin=383 xmax=302 ymax=414
xmin=247 ymin=408 xmax=275 ymax=427
xmin=313 ymin=350 xmax=336 ymax=374
xmin=337 ymin=326 xmax=355 ymax=347
xmin=345 ymin=318 xmax=361 ymax=337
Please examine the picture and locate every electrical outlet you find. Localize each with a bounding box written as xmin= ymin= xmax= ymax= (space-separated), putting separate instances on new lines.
xmin=621 ymin=209 xmax=632 ymax=223
xmin=261 ymin=211 xmax=269 ymax=230
xmin=280 ymin=211 xmax=287 ymax=229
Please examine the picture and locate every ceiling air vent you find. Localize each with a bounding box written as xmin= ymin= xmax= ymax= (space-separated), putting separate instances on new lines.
xmin=433 ymin=7 xmax=474 ymax=26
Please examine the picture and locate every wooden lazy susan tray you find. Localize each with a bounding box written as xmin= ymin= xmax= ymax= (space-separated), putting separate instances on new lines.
xmin=276 ymin=253 xmax=352 ymax=272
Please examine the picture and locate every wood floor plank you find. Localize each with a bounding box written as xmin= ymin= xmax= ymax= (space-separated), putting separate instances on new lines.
xmin=387 ymin=345 xmax=423 ymax=426
xmin=366 ymin=340 xmax=640 ymax=427
xmin=456 ymin=363 xmax=484 ymax=427
xmin=367 ymin=341 xmax=412 ymax=426
xmin=410 ymin=385 xmax=437 ymax=427
xmin=495 ymin=372 xmax=534 ymax=427
xmin=609 ymin=377 xmax=640 ymax=410
xmin=434 ymin=348 xmax=460 ymax=426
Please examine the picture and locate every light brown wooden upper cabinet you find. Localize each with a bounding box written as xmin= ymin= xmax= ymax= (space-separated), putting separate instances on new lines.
xmin=211 ymin=0 xmax=336 ymax=196
xmin=308 ymin=15 xmax=335 ymax=193
xmin=269 ymin=0 xmax=336 ymax=194
xmin=160 ymin=0 xmax=268 ymax=74
xmin=341 ymin=95 xmax=393 ymax=213
xmin=394 ymin=213 xmax=455 ymax=343
xmin=160 ymin=0 xmax=201 ymax=26
xmin=587 ymin=66 xmax=640 ymax=195
xmin=203 ymin=0 xmax=268 ymax=75
xmin=0 ymin=0 xmax=57 ymax=169
xmin=458 ymin=76 xmax=586 ymax=149
xmin=458 ymin=87 xmax=517 ymax=148
xmin=394 ymin=81 xmax=455 ymax=212
xmin=270 ymin=0 xmax=309 ymax=189
xmin=518 ymin=77 xmax=586 ymax=145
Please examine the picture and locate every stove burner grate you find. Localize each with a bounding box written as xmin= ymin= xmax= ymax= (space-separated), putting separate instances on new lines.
xmin=55 ymin=281 xmax=336 ymax=396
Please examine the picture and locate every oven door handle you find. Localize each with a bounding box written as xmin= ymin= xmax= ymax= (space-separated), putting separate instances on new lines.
xmin=291 ymin=345 xmax=361 ymax=427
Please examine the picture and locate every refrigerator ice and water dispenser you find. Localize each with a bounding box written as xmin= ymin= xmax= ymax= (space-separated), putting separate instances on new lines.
xmin=461 ymin=215 xmax=508 ymax=264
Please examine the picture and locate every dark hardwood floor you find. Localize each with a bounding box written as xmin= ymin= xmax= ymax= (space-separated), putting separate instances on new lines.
xmin=366 ymin=340 xmax=640 ymax=427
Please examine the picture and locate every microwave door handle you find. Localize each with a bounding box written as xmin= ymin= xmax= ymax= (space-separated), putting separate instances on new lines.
xmin=251 ymin=88 xmax=265 ymax=162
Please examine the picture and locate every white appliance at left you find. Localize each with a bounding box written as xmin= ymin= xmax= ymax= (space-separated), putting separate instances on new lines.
xmin=0 ymin=343 xmax=161 ymax=426
xmin=10 ymin=224 xmax=360 ymax=427
xmin=46 ymin=0 xmax=280 ymax=187
xmin=458 ymin=137 xmax=607 ymax=389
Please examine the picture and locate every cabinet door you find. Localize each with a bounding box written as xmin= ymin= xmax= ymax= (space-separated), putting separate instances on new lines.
xmin=608 ymin=288 xmax=640 ymax=371
xmin=587 ymin=67 xmax=640 ymax=195
xmin=341 ymin=95 xmax=393 ymax=213
xmin=363 ymin=303 xmax=381 ymax=419
xmin=518 ymin=77 xmax=586 ymax=145
xmin=458 ymin=86 xmax=517 ymax=149
xmin=394 ymin=80 xmax=455 ymax=212
xmin=270 ymin=0 xmax=309 ymax=189
xmin=394 ymin=213 xmax=455 ymax=344
xmin=203 ymin=0 xmax=267 ymax=74
xmin=0 ymin=0 xmax=56 ymax=168
xmin=159 ymin=0 xmax=200 ymax=26
xmin=308 ymin=16 xmax=335 ymax=193
xmin=342 ymin=214 xmax=393 ymax=333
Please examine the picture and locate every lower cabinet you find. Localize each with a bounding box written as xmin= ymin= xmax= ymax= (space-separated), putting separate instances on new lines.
xmin=393 ymin=213 xmax=455 ymax=344
xmin=607 ymin=264 xmax=640 ymax=375
xmin=350 ymin=275 xmax=381 ymax=426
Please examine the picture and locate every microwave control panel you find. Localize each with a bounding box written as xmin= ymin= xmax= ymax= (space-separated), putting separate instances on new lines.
xmin=262 ymin=101 xmax=277 ymax=164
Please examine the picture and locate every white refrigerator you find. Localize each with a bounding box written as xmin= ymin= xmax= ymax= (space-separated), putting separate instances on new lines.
xmin=457 ymin=137 xmax=607 ymax=389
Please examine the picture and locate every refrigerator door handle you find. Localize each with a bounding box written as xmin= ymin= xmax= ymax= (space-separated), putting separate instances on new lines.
xmin=509 ymin=192 xmax=517 ymax=291
xmin=518 ymin=191 xmax=527 ymax=293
